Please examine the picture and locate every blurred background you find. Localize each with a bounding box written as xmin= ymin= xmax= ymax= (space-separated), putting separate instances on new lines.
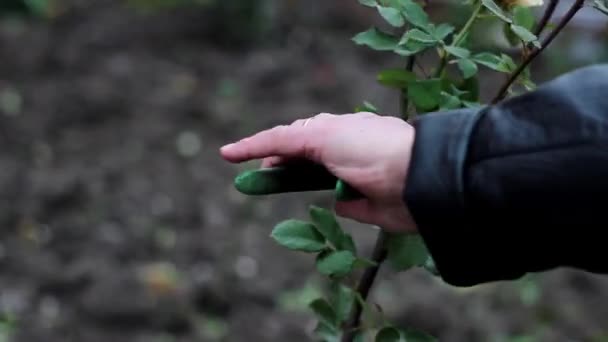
xmin=0 ymin=0 xmax=606 ymax=341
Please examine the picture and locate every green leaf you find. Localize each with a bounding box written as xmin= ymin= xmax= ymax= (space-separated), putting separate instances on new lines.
xmin=459 ymin=75 xmax=480 ymax=102
xmin=513 ymin=5 xmax=535 ymax=30
xmin=270 ymin=220 xmax=326 ymax=252
xmin=309 ymin=206 xmax=344 ymax=249
xmin=340 ymin=234 xmax=358 ymax=254
xmin=359 ymin=0 xmax=377 ymax=7
xmin=394 ymin=39 xmax=433 ymax=56
xmin=330 ymin=282 xmax=355 ymax=323
xmin=387 ymin=233 xmax=430 ymax=271
xmin=463 ymin=100 xmax=481 ymax=108
xmin=510 ymin=24 xmax=541 ymax=48
xmin=395 ymin=0 xmax=430 ymax=29
xmin=432 ymin=23 xmax=455 ymax=41
xmin=352 ymin=28 xmax=399 ymax=51
xmin=439 ymin=92 xmax=462 ymax=110
xmin=310 ymin=298 xmax=338 ymax=328
xmin=400 ymin=29 xmax=437 ymax=44
xmin=316 ymin=250 xmax=357 ymax=277
xmin=376 ymin=327 xmax=403 ymax=342
xmin=472 ymin=52 xmax=510 ymax=73
xmin=309 ymin=206 xmax=357 ymax=254
xmin=355 ymin=101 xmax=379 ymax=113
xmin=457 ymin=58 xmax=478 ymax=79
xmin=407 ymin=79 xmax=442 ymax=113
xmin=377 ymin=6 xmax=405 ymax=27
xmin=313 ymin=322 xmax=340 ymax=342
xmin=444 ymin=46 xmax=470 ymax=59
xmin=402 ymin=328 xmax=437 ymax=341
xmin=595 ymin=0 xmax=608 ymax=15
xmin=481 ymin=0 xmax=512 ymax=23
xmin=377 ymin=69 xmax=417 ymax=89
xmin=24 ymin=0 xmax=52 ymax=16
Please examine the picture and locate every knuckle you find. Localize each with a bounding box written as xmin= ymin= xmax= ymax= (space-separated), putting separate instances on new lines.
xmin=315 ymin=113 xmax=333 ymax=119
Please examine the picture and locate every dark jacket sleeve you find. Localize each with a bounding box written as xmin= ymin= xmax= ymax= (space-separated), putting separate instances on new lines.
xmin=403 ymin=64 xmax=608 ymax=287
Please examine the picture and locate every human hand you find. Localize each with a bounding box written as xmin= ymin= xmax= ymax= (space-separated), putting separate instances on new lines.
xmin=220 ymin=112 xmax=418 ymax=233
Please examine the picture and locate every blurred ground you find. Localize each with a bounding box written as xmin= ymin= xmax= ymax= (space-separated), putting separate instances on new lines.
xmin=0 ymin=1 xmax=607 ymax=341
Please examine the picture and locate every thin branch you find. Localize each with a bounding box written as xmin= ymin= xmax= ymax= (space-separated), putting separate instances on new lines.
xmin=491 ymin=0 xmax=584 ymax=104
xmin=534 ymin=0 xmax=560 ymax=36
xmin=341 ymin=231 xmax=389 ymax=342
xmin=400 ymin=56 xmax=416 ymax=120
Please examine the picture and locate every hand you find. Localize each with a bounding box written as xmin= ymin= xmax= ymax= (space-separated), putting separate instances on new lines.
xmin=220 ymin=112 xmax=418 ymax=233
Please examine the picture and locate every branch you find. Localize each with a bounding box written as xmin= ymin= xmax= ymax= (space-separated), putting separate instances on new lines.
xmin=400 ymin=56 xmax=416 ymax=120
xmin=534 ymin=0 xmax=560 ymax=36
xmin=341 ymin=231 xmax=388 ymax=342
xmin=434 ymin=0 xmax=484 ymax=77
xmin=341 ymin=53 xmax=417 ymax=342
xmin=491 ymin=0 xmax=584 ymax=104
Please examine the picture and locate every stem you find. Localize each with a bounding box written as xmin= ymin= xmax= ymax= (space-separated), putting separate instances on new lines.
xmin=400 ymin=56 xmax=416 ymax=120
xmin=341 ymin=232 xmax=389 ymax=342
xmin=533 ymin=0 xmax=560 ymax=36
xmin=491 ymin=0 xmax=584 ymax=104
xmin=434 ymin=0 xmax=484 ymax=77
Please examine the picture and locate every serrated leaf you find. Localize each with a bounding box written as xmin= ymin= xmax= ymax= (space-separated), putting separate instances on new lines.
xmin=310 ymin=298 xmax=338 ymax=328
xmin=270 ymin=220 xmax=326 ymax=252
xmin=359 ymin=0 xmax=377 ymax=7
xmin=407 ymin=78 xmax=442 ymax=113
xmin=513 ymin=5 xmax=535 ymax=30
xmin=482 ymin=0 xmax=512 ymax=23
xmin=510 ymin=24 xmax=540 ymax=47
xmin=432 ymin=23 xmax=455 ymax=41
xmin=445 ymin=46 xmax=470 ymax=59
xmin=317 ymin=250 xmax=357 ymax=277
xmin=377 ymin=69 xmax=417 ymax=89
xmin=400 ymin=29 xmax=437 ymax=44
xmin=457 ymin=58 xmax=478 ymax=79
xmin=377 ymin=6 xmax=405 ymax=27
xmin=376 ymin=327 xmax=403 ymax=342
xmin=330 ymin=282 xmax=355 ymax=323
xmin=387 ymin=234 xmax=430 ymax=271
xmin=352 ymin=28 xmax=399 ymax=51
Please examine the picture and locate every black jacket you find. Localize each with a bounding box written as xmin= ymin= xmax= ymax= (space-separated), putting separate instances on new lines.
xmin=404 ymin=64 xmax=608 ymax=287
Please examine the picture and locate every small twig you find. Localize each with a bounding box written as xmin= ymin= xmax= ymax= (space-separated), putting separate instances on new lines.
xmin=491 ymin=0 xmax=584 ymax=104
xmin=534 ymin=0 xmax=560 ymax=36
xmin=341 ymin=232 xmax=389 ymax=342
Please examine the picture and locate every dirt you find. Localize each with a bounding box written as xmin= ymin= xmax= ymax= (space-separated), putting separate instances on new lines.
xmin=0 ymin=1 xmax=607 ymax=341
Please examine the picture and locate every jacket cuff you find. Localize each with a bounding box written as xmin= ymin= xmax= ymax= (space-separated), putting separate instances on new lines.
xmin=404 ymin=108 xmax=486 ymax=286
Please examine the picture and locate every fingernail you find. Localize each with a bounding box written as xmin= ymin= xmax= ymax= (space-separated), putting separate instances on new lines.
xmin=221 ymin=143 xmax=236 ymax=152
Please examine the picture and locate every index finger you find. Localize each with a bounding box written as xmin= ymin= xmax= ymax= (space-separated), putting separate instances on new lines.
xmin=219 ymin=123 xmax=321 ymax=164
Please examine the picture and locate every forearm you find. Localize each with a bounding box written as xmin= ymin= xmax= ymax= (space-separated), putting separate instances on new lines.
xmin=404 ymin=64 xmax=608 ymax=286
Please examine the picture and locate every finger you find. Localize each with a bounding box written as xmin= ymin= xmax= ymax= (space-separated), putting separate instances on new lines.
xmin=334 ymin=200 xmax=376 ymax=225
xmin=220 ymin=119 xmax=327 ymax=163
